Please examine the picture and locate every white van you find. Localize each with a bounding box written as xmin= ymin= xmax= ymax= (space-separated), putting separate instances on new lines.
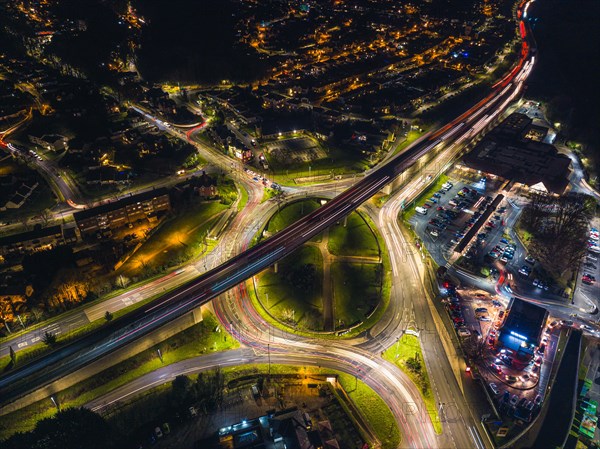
xmin=415 ymin=206 xmax=428 ymax=215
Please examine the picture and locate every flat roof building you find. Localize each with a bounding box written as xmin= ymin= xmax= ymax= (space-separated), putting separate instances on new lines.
xmin=462 ymin=113 xmax=571 ymax=195
xmin=499 ymin=298 xmax=548 ymax=356
xmin=74 ymin=187 xmax=170 ymax=237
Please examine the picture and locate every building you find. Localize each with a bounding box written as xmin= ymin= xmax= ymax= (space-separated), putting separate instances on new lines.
xmin=461 ymin=113 xmax=571 ymax=195
xmin=0 ymin=225 xmax=74 ymax=256
xmin=191 ymin=172 xmax=218 ymax=198
xmin=28 ymin=134 xmax=69 ymax=152
xmin=74 ymin=187 xmax=171 ymax=237
xmin=498 ymin=298 xmax=548 ymax=356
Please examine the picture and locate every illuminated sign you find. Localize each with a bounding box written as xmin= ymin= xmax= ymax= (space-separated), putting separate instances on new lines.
xmin=510 ymin=331 xmax=527 ymax=341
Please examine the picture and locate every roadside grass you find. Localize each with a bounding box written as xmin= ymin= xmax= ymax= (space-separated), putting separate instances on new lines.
xmin=382 ymin=334 xmax=442 ymax=434
xmin=260 ymin=188 xmax=280 ymax=204
xmin=401 ymin=174 xmax=449 ymax=221
xmin=391 ymin=130 xmax=423 ymax=158
xmin=336 ymin=372 xmax=401 ymax=449
xmin=237 ymin=183 xmax=249 ymax=212
xmin=0 ymin=312 xmax=238 ymax=441
xmin=117 ymin=201 xmax=228 ymax=277
xmin=332 ymin=262 xmax=381 ymax=328
xmin=255 ymin=245 xmax=324 ymax=330
xmin=328 ymin=212 xmax=380 ymax=258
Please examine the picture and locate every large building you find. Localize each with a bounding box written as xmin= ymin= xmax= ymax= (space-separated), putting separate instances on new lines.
xmin=498 ymin=298 xmax=548 ymax=356
xmin=74 ymin=187 xmax=171 ymax=237
xmin=0 ymin=225 xmax=77 ymax=256
xmin=462 ymin=113 xmax=571 ymax=194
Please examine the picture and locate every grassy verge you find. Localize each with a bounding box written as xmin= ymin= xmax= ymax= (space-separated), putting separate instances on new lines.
xmin=382 ymin=334 xmax=442 ymax=434
xmin=237 ymin=183 xmax=249 ymax=212
xmin=391 ymin=129 xmax=423 ymax=158
xmin=337 ymin=372 xmax=401 ymax=449
xmin=0 ymin=311 xmax=238 ymax=441
xmin=401 ymin=174 xmax=449 ymax=221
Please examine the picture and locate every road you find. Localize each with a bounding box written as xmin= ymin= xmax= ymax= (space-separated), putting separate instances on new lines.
xmin=0 ymin=42 xmax=536 ymax=449
xmin=0 ymin=6 xmax=544 ymax=449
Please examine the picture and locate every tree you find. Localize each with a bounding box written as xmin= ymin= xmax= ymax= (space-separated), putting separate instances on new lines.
xmin=522 ymin=192 xmax=593 ymax=278
xmin=2 ymin=407 xmax=119 ymax=449
xmin=104 ymin=311 xmax=113 ymax=322
xmin=42 ymin=331 xmax=57 ymax=347
xmin=171 ymin=374 xmax=193 ymax=406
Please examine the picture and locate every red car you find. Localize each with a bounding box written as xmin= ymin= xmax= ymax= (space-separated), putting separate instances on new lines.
xmin=423 ymin=203 xmax=432 ymax=209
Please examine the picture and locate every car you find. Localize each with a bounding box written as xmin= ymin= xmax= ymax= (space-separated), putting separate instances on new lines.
xmin=501 ymin=355 xmax=513 ymax=366
xmin=475 ymin=307 xmax=488 ymax=313
xmin=489 ymin=383 xmax=500 ymax=395
xmin=479 ymin=316 xmax=491 ymax=322
xmin=587 ymin=255 xmax=598 ymax=262
xmin=437 ymin=206 xmax=444 ymax=211
xmin=458 ymin=327 xmax=471 ymax=337
xmin=429 ymin=197 xmax=438 ymax=203
xmin=433 ymin=193 xmax=442 ymax=198
xmin=430 ymin=229 xmax=439 ymax=237
xmin=510 ymin=395 xmax=519 ymax=406
xmin=537 ymin=343 xmax=546 ymax=354
xmin=525 ymin=255 xmax=535 ymax=264
xmin=155 ymin=427 xmax=163 ymax=438
xmin=506 ymin=375 xmax=518 ymax=383
xmin=517 ymin=397 xmax=528 ymax=408
xmin=561 ymin=319 xmax=574 ymax=327
xmin=490 ymin=363 xmax=502 ymax=374
xmin=473 ymin=330 xmax=481 ymax=339
xmin=500 ymin=238 xmax=509 ymax=244
xmin=534 ymin=395 xmax=543 ymax=405
xmin=521 ymin=373 xmax=531 ymax=381
xmin=492 ymin=300 xmax=502 ymax=307
xmin=423 ymin=203 xmax=432 ymax=209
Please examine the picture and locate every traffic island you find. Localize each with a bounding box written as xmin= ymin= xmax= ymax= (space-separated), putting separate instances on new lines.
xmin=252 ymin=199 xmax=389 ymax=335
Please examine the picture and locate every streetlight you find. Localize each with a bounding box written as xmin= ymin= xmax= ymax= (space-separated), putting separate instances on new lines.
xmin=266 ymin=292 xmax=269 ymax=310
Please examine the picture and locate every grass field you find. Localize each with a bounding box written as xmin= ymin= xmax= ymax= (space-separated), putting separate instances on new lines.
xmin=118 ymin=201 xmax=228 ymax=276
xmin=264 ymin=198 xmax=322 ymax=235
xmin=382 ymin=334 xmax=442 ymax=434
xmin=327 ymin=211 xmax=380 ymax=258
xmin=0 ymin=311 xmax=238 ymax=441
xmin=332 ymin=262 xmax=382 ymax=328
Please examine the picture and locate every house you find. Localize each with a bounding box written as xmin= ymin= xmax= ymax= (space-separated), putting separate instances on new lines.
xmin=28 ymin=134 xmax=69 ymax=152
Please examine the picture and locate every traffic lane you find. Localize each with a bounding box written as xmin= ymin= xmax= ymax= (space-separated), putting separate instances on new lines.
xmin=0 ymin=314 xmax=90 ymax=357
